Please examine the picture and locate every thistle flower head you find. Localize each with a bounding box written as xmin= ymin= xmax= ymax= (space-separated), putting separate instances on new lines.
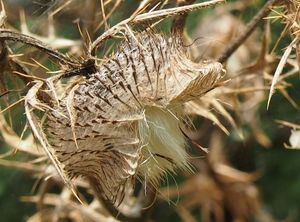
xmin=23 ymin=31 xmax=225 ymax=203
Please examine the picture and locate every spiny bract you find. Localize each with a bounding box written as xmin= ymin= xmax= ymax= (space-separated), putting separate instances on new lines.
xmin=27 ymin=31 xmax=225 ymax=203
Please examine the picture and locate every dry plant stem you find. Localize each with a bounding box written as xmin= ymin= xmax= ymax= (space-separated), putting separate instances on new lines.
xmin=37 ymin=179 xmax=54 ymax=214
xmin=0 ymin=159 xmax=42 ymax=172
xmin=171 ymin=0 xmax=196 ymax=34
xmin=95 ymin=0 xmax=122 ymax=32
xmin=9 ymin=59 xmax=31 ymax=83
xmin=0 ymin=29 xmax=80 ymax=67
xmin=89 ymin=0 xmax=224 ymax=56
xmin=0 ymin=29 xmax=97 ymax=78
xmin=5 ymin=43 xmax=33 ymax=84
xmin=0 ymin=39 xmax=31 ymax=92
xmin=217 ymin=0 xmax=280 ymax=63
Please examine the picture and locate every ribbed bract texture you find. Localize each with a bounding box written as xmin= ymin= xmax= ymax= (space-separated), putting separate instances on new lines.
xmin=42 ymin=32 xmax=224 ymax=203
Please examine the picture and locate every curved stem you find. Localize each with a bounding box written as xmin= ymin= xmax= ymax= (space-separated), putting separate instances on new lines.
xmin=171 ymin=0 xmax=196 ymax=34
xmin=0 ymin=29 xmax=81 ymax=67
xmin=217 ymin=0 xmax=280 ymax=63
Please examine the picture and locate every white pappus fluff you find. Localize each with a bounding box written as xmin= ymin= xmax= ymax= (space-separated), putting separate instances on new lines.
xmin=138 ymin=105 xmax=191 ymax=185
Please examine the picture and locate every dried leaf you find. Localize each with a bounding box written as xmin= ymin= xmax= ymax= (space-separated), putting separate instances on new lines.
xmin=267 ymin=36 xmax=300 ymax=109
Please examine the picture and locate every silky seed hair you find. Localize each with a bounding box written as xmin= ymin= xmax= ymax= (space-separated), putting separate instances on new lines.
xmin=26 ymin=30 xmax=225 ymax=204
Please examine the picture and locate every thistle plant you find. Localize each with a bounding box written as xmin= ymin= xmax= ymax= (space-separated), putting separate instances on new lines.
xmin=0 ymin=0 xmax=299 ymax=222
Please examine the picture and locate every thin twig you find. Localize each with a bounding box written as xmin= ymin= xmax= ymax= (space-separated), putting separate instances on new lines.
xmin=0 ymin=29 xmax=81 ymax=67
xmin=171 ymin=0 xmax=196 ymax=34
xmin=217 ymin=0 xmax=280 ymax=63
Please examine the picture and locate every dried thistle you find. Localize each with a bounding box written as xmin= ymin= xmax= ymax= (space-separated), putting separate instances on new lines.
xmin=25 ymin=30 xmax=225 ymax=204
xmin=0 ymin=1 xmax=226 ymax=219
xmin=2 ymin=0 xmax=297 ymax=221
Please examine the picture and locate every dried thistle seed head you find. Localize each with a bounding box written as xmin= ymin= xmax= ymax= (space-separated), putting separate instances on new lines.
xmin=26 ymin=31 xmax=225 ymax=203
